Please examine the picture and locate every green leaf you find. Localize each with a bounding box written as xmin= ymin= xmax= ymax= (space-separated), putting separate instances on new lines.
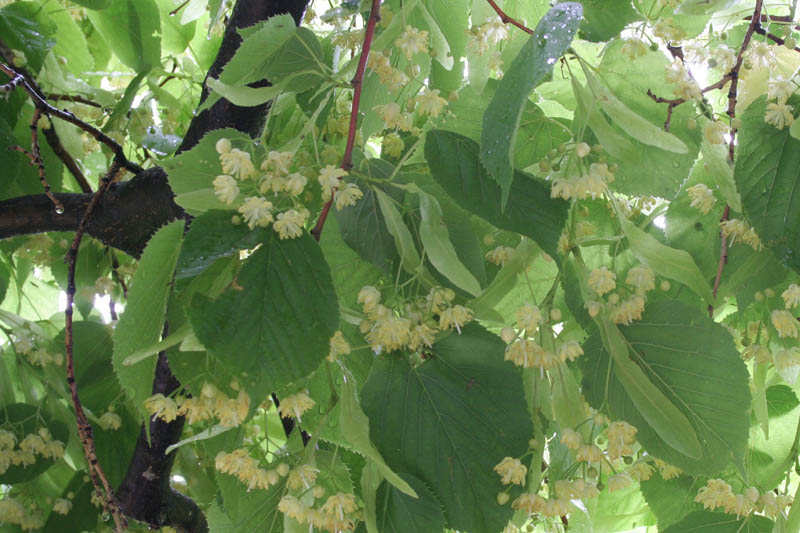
xmin=87 ymin=0 xmax=161 ymax=73
xmin=176 ymin=210 xmax=269 ymax=279
xmin=581 ymin=300 xmax=752 ymax=476
xmin=620 ymin=216 xmax=715 ymax=306
xmin=579 ymin=0 xmax=642 ymax=41
xmin=217 ymin=470 xmax=287 ymax=532
xmin=339 ymin=379 xmax=418 ymax=498
xmin=581 ymin=63 xmax=687 ymax=154
xmin=790 ymin=114 xmax=800 ymax=140
xmin=112 ymin=221 xmax=184 ymax=420
xmin=675 ymin=0 xmax=738 ymax=14
xmin=361 ymin=324 xmax=533 ymax=532
xmin=597 ymin=314 xmax=703 ymax=460
xmin=640 ymin=473 xmax=704 ymax=529
xmin=156 ymin=0 xmax=196 ymax=54
xmin=206 ymin=77 xmax=283 ymax=107
xmin=69 ymin=0 xmax=111 ymax=8
xmin=376 ymin=474 xmax=445 ymax=533
xmin=418 ymin=192 xmax=481 ymax=296
xmin=425 ymin=130 xmax=568 ymax=263
xmin=661 ymin=511 xmax=774 ymax=533
xmin=734 ymin=95 xmax=800 ymax=273
xmin=480 ymin=2 xmax=582 ymax=208
xmin=699 ymin=135 xmax=742 ymax=213
xmin=0 ymin=3 xmax=56 ymax=73
xmin=0 ymin=403 xmax=69 ymax=484
xmin=54 ymin=321 xmax=117 ymax=414
xmin=375 ymin=189 xmax=435 ymax=285
xmin=188 ymin=233 xmax=339 ymax=401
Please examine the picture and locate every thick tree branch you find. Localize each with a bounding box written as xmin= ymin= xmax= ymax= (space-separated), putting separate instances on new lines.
xmin=0 ymin=167 xmax=185 ymax=258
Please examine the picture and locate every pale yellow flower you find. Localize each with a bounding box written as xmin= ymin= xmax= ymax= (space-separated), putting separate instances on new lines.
xmin=439 ymin=305 xmax=473 ymax=333
xmin=318 ymin=165 xmax=348 ymax=199
xmin=144 ymin=393 xmax=179 ymax=422
xmin=493 ymin=457 xmax=527 ymax=485
xmin=515 ymin=304 xmax=542 ymax=332
xmin=287 ymin=464 xmax=320 ymax=490
xmin=771 ymin=309 xmax=798 ymax=338
xmin=512 ymin=492 xmax=546 ymax=513
xmin=98 ymin=411 xmax=122 ymax=431
xmin=213 ymin=175 xmax=240 ymax=205
xmin=416 ymin=87 xmax=447 ymax=117
xmin=220 ymin=148 xmax=256 ymax=179
xmin=215 ymin=138 xmax=231 ymax=154
xmin=560 ymin=428 xmax=582 ymax=449
xmin=357 ymin=286 xmax=381 ymax=314
xmin=576 ymin=444 xmax=603 ymax=462
xmin=284 ymin=172 xmax=307 ymax=196
xmin=607 ymin=473 xmax=632 ymax=492
xmin=783 ymin=284 xmax=800 ymax=309
xmin=627 ymin=462 xmax=654 ymax=481
xmin=621 ymin=38 xmax=648 ymax=60
xmin=52 ymin=498 xmax=72 ymax=515
xmin=704 ymin=120 xmax=728 ymax=145
xmin=277 ymin=391 xmax=315 ymax=421
xmin=485 ymin=246 xmax=513 ymax=266
xmin=695 ymin=478 xmax=735 ymax=510
xmin=273 ymin=209 xmax=308 ymax=240
xmin=382 ymin=132 xmax=404 ymax=157
xmin=687 ymin=184 xmax=716 ymax=214
xmin=334 ymin=183 xmax=363 ymax=210
xmin=238 ymin=197 xmax=273 ymax=229
xmin=765 ymin=102 xmax=794 ymax=130
xmin=588 ymin=267 xmax=616 ymax=296
xmin=396 ymin=26 xmax=428 ymax=59
xmin=321 ymin=492 xmax=358 ymax=521
xmin=606 ymin=421 xmax=637 ymax=459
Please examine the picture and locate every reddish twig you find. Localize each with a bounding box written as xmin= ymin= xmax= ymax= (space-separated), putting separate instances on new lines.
xmin=753 ymin=25 xmax=800 ymax=53
xmin=65 ymin=160 xmax=128 ymax=532
xmin=311 ymin=0 xmax=382 ymax=241
xmin=29 ymin=109 xmax=65 ymax=213
xmin=708 ymin=0 xmax=763 ymax=317
xmin=485 ymin=0 xmax=533 ymax=34
xmin=0 ymin=62 xmax=143 ymax=175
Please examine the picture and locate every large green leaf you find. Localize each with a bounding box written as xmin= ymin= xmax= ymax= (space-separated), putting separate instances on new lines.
xmin=87 ymin=0 xmax=161 ymax=73
xmin=188 ymin=233 xmax=339 ymax=401
xmin=376 ymin=474 xmax=445 ymax=533
xmin=112 ymin=221 xmax=184 ymax=419
xmin=480 ymin=2 xmax=582 ymax=208
xmin=581 ymin=300 xmax=751 ymax=476
xmin=661 ymin=511 xmax=774 ymax=533
xmin=734 ymin=95 xmax=800 ymax=273
xmin=425 ymin=130 xmax=568 ymax=262
xmin=361 ymin=324 xmax=533 ymax=532
xmin=640 ymin=473 xmax=704 ymax=529
xmin=0 ymin=3 xmax=56 ymax=73
xmin=176 ymin=210 xmax=269 ymax=279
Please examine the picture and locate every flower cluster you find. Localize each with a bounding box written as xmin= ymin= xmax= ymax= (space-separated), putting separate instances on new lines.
xmin=467 ymin=16 xmax=510 ymax=56
xmin=652 ymin=458 xmax=682 ymax=479
xmin=502 ymin=303 xmax=583 ymax=372
xmin=11 ymin=329 xmax=62 ymax=367
xmin=212 ymin=139 xmax=362 ymax=238
xmin=279 ymin=492 xmax=359 ymax=532
xmin=0 ymin=427 xmax=65 ymax=475
xmin=510 ymin=478 xmax=599 ymax=517
xmin=695 ymin=479 xmax=791 ymax=519
xmin=606 ymin=420 xmax=637 ymax=460
xmin=664 ymin=59 xmax=701 ymax=100
xmin=485 ymin=245 xmax=514 ymax=266
xmin=144 ymin=383 xmax=251 ymax=427
xmin=550 ymin=162 xmax=616 ymax=201
xmin=720 ymin=218 xmax=762 ymax=250
xmin=357 ymin=286 xmax=473 ymax=354
xmin=215 ymin=448 xmax=286 ymax=492
xmin=0 ymin=498 xmax=44 ymax=530
xmin=763 ymin=74 xmax=797 ymax=130
xmin=276 ymin=391 xmax=315 ymax=422
xmin=366 ymin=50 xmax=410 ymax=92
xmin=585 ymin=264 xmax=659 ymax=326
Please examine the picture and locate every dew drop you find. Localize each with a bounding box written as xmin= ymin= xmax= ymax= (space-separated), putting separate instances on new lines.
xmin=55 ymin=205 xmax=64 ymax=214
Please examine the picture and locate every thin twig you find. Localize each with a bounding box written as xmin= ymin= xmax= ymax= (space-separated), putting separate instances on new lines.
xmin=311 ymin=0 xmax=382 ymax=241
xmin=169 ymin=0 xmax=191 ymax=16
xmin=47 ymin=94 xmax=104 ymax=108
xmin=708 ymin=0 xmax=763 ymax=317
xmin=0 ymin=62 xmax=143 ymax=175
xmin=29 ymin=109 xmax=64 ymax=212
xmin=485 ymin=0 xmax=533 ymax=34
xmin=65 ymin=160 xmax=128 ymax=532
xmin=753 ymin=25 xmax=800 ymax=52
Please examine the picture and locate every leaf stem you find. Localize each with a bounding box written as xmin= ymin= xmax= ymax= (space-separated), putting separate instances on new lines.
xmin=311 ymin=0 xmax=382 ymax=242
xmin=485 ymin=0 xmax=533 ymax=34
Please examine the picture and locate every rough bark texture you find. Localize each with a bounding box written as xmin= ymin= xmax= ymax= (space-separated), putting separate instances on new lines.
xmin=0 ymin=167 xmax=186 ymax=258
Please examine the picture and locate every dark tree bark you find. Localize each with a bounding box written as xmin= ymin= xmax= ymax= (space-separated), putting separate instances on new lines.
xmin=0 ymin=0 xmax=311 ymax=531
